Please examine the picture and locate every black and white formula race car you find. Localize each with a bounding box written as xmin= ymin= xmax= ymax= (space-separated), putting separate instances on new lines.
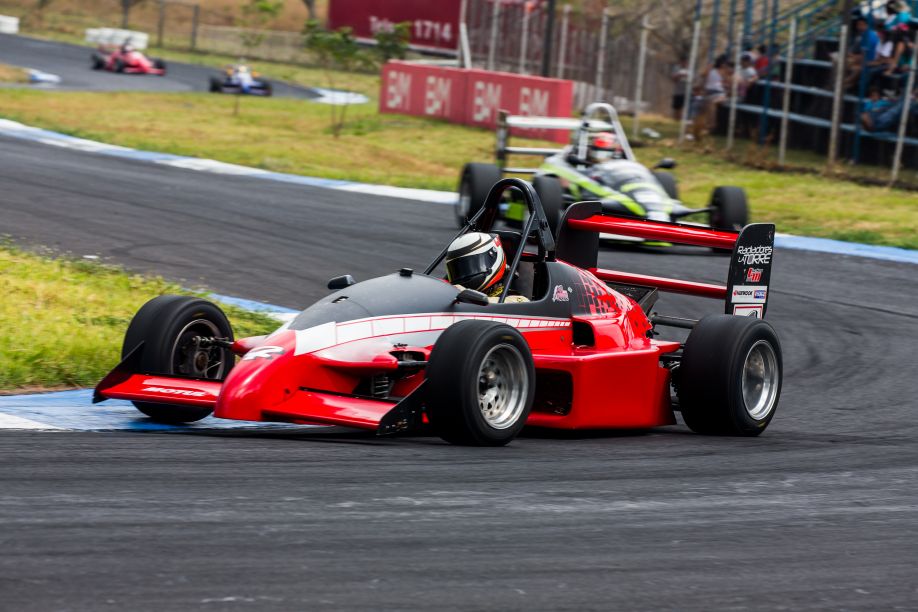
xmin=458 ymin=103 xmax=749 ymax=241
xmin=208 ymin=64 xmax=273 ymax=96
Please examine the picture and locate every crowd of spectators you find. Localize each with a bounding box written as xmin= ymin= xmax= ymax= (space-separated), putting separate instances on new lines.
xmin=844 ymin=1 xmax=917 ymax=133
xmin=672 ymin=45 xmax=773 ymax=140
xmin=672 ymin=0 xmax=917 ymax=140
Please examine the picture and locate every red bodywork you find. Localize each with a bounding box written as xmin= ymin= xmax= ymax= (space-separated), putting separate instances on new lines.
xmin=96 ymin=214 xmax=745 ymax=435
xmin=96 ymin=46 xmax=166 ymax=75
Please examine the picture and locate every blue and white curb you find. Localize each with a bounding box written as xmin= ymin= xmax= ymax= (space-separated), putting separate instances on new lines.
xmin=1 ymin=117 xmax=917 ymax=263
xmin=0 ymin=389 xmax=307 ymax=432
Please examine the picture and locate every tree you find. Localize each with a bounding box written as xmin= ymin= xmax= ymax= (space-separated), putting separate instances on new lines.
xmin=303 ymin=20 xmax=374 ymax=137
xmin=238 ymin=0 xmax=284 ymax=54
xmin=300 ymin=0 xmax=316 ymax=19
xmin=372 ymin=20 xmax=411 ymax=64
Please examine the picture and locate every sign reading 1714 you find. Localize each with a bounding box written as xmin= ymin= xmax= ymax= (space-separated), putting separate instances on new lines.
xmin=329 ymin=0 xmax=462 ymax=53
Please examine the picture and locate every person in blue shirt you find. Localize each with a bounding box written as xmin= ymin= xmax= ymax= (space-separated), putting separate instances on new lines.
xmin=845 ymin=18 xmax=881 ymax=89
xmin=862 ymin=86 xmax=918 ymax=132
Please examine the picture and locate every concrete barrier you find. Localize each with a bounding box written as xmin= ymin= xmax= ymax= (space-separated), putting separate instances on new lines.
xmin=85 ymin=28 xmax=149 ymax=49
xmin=0 ymin=15 xmax=19 ymax=34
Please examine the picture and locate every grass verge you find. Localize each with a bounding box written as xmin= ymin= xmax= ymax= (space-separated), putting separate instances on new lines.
xmin=2 ymin=88 xmax=918 ymax=249
xmin=0 ymin=244 xmax=279 ymax=392
xmin=0 ymin=62 xmax=28 ymax=83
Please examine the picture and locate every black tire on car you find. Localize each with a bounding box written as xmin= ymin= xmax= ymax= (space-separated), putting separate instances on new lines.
xmin=677 ymin=315 xmax=782 ymax=436
xmin=91 ymin=54 xmax=104 ymax=70
xmin=709 ymin=186 xmax=749 ymax=231
xmin=122 ymin=295 xmax=235 ymax=423
xmin=533 ymin=175 xmax=565 ymax=237
xmin=153 ymin=58 xmax=166 ymax=74
xmin=653 ymin=170 xmax=679 ymax=200
xmin=426 ymin=320 xmax=535 ymax=446
xmin=457 ymin=162 xmax=502 ymax=228
xmin=209 ymin=76 xmax=222 ymax=92
xmin=262 ymin=81 xmax=273 ymax=97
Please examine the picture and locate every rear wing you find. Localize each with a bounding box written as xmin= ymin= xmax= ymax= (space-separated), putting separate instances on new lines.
xmin=496 ymin=102 xmax=635 ymax=174
xmin=557 ymin=202 xmax=775 ymax=319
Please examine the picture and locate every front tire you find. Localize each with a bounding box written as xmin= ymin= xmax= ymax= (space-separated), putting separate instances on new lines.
xmin=653 ymin=170 xmax=679 ymax=200
xmin=532 ymin=175 xmax=565 ymax=237
xmin=122 ymin=295 xmax=235 ymax=423
xmin=457 ymin=162 xmax=501 ymax=228
xmin=709 ymin=186 xmax=748 ymax=231
xmin=677 ymin=315 xmax=782 ymax=436
xmin=426 ymin=320 xmax=535 ymax=446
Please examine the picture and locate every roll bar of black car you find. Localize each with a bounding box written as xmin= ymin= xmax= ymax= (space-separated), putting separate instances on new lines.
xmin=425 ymin=178 xmax=556 ymax=303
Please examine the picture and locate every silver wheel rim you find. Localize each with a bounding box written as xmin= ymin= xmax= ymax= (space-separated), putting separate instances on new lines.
xmin=170 ymin=319 xmax=226 ymax=379
xmin=477 ymin=343 xmax=528 ymax=430
xmin=742 ymin=340 xmax=779 ymax=420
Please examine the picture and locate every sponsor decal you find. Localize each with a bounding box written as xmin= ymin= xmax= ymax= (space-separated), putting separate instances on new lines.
xmin=736 ymin=244 xmax=773 ymax=265
xmin=733 ymin=304 xmax=764 ymax=318
xmin=142 ymin=386 xmax=207 ymax=397
xmin=745 ymin=267 xmax=763 ymax=283
xmin=552 ymin=284 xmax=570 ymax=302
xmin=241 ymin=345 xmax=285 ymax=361
xmin=731 ymin=285 xmax=768 ymax=304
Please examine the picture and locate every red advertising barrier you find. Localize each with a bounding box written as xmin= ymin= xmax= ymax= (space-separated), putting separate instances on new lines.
xmin=380 ymin=61 xmax=574 ymax=143
xmin=328 ymin=0 xmax=461 ymax=53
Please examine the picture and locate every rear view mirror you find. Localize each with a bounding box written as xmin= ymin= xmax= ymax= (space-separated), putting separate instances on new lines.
xmin=654 ymin=158 xmax=677 ymax=169
xmin=327 ymin=275 xmax=356 ymax=290
xmin=455 ymin=289 xmax=489 ymax=306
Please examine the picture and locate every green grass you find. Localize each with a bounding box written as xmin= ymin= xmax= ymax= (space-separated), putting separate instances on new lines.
xmin=0 ymin=245 xmax=279 ymax=392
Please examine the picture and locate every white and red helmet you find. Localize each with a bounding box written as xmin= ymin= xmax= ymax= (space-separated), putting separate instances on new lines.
xmin=589 ymin=131 xmax=622 ymax=162
xmin=445 ymin=232 xmax=506 ymax=292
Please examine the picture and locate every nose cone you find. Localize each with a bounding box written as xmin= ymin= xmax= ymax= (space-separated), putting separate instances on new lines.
xmin=214 ymin=331 xmax=300 ymax=421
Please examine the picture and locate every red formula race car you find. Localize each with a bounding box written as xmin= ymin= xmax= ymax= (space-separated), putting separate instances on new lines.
xmin=95 ymin=179 xmax=783 ymax=446
xmin=91 ymin=43 xmax=166 ymax=75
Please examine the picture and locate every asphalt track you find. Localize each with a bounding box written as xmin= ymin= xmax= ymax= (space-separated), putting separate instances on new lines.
xmin=1 ymin=133 xmax=918 ymax=610
xmin=0 ymin=33 xmax=318 ymax=98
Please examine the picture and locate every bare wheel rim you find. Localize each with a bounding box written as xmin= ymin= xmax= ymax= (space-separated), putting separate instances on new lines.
xmin=477 ymin=343 xmax=528 ymax=430
xmin=742 ymin=340 xmax=779 ymax=420
xmin=170 ymin=319 xmax=226 ymax=379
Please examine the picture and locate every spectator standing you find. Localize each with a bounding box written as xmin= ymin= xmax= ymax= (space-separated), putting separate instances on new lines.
xmin=738 ymin=52 xmax=758 ymax=98
xmin=670 ymin=58 xmax=689 ymax=120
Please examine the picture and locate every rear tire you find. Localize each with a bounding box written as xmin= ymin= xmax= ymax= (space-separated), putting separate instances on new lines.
xmin=457 ymin=162 xmax=501 ymax=228
xmin=677 ymin=315 xmax=782 ymax=436
xmin=122 ymin=295 xmax=235 ymax=423
xmin=153 ymin=58 xmax=166 ymax=74
xmin=533 ymin=175 xmax=565 ymax=237
xmin=709 ymin=186 xmax=748 ymax=231
xmin=113 ymin=59 xmax=125 ymax=73
xmin=426 ymin=320 xmax=535 ymax=446
xmin=653 ymin=171 xmax=679 ymax=200
xmin=209 ymin=76 xmax=222 ymax=92
xmin=261 ymin=81 xmax=273 ymax=97
xmin=91 ymin=54 xmax=104 ymax=70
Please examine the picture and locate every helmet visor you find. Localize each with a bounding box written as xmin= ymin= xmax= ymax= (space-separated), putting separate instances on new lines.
xmin=446 ymin=250 xmax=496 ymax=289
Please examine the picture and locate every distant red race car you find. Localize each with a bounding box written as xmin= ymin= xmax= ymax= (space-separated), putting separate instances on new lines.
xmin=91 ymin=44 xmax=166 ymax=75
xmin=95 ymin=179 xmax=783 ymax=446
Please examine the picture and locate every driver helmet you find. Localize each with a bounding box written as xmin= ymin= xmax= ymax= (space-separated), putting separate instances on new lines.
xmin=445 ymin=232 xmax=506 ymax=292
xmin=588 ymin=131 xmax=623 ymax=163
xmin=236 ymin=65 xmax=250 ymax=74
